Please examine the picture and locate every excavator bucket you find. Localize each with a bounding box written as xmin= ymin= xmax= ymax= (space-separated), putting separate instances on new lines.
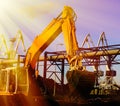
xmin=66 ymin=70 xmax=95 ymax=98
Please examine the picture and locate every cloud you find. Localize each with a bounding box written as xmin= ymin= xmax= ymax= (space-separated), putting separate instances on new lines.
xmin=19 ymin=2 xmax=61 ymax=18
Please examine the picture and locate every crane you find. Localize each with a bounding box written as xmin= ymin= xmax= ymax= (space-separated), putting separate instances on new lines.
xmin=0 ymin=31 xmax=26 ymax=59
xmin=0 ymin=34 xmax=8 ymax=57
xmin=0 ymin=31 xmax=26 ymax=95
xmin=8 ymin=30 xmax=26 ymax=59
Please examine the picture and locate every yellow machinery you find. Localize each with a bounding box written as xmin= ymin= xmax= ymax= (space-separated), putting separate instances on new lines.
xmin=0 ymin=6 xmax=95 ymax=96
xmin=24 ymin=6 xmax=80 ymax=70
xmin=24 ymin=5 xmax=88 ymax=96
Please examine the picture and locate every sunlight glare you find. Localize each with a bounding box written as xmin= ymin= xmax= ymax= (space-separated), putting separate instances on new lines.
xmin=0 ymin=1 xmax=11 ymax=10
xmin=0 ymin=0 xmax=14 ymax=18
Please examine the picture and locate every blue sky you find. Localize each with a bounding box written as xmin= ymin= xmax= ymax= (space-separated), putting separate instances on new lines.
xmin=0 ymin=0 xmax=120 ymax=50
xmin=0 ymin=0 xmax=120 ymax=84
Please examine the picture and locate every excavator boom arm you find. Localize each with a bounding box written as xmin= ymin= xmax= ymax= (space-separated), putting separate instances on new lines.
xmin=24 ymin=18 xmax=63 ymax=69
xmin=24 ymin=6 xmax=81 ymax=72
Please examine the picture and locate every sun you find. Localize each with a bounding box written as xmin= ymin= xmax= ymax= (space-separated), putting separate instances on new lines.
xmin=0 ymin=1 xmax=11 ymax=11
xmin=0 ymin=0 xmax=14 ymax=18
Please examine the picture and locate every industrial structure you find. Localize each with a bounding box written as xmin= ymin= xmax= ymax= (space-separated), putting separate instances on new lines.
xmin=40 ymin=32 xmax=120 ymax=97
xmin=0 ymin=6 xmax=120 ymax=105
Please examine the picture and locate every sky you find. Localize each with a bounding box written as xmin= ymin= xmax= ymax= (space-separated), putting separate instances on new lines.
xmin=0 ymin=0 xmax=120 ymax=84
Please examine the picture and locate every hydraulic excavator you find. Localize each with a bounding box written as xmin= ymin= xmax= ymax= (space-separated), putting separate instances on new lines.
xmin=24 ymin=5 xmax=95 ymax=97
xmin=0 ymin=6 xmax=95 ymax=98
